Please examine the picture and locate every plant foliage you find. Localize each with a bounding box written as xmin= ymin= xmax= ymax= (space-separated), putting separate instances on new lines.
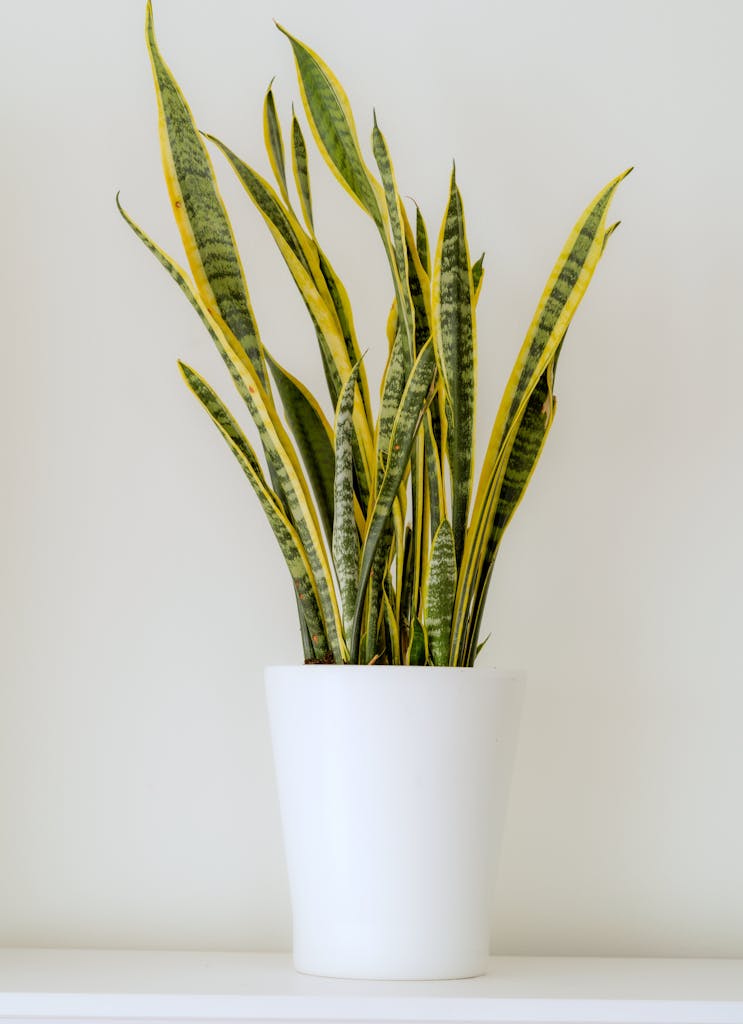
xmin=120 ymin=4 xmax=630 ymax=665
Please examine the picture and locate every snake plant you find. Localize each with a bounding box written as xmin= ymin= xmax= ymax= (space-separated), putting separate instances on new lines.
xmin=120 ymin=4 xmax=630 ymax=666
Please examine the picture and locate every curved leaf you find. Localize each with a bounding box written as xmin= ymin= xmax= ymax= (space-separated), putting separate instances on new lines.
xmin=267 ymin=352 xmax=336 ymax=548
xmin=291 ymin=110 xmax=314 ymax=232
xmin=277 ymin=24 xmax=384 ymax=225
xmin=263 ymin=83 xmax=290 ymax=206
xmin=179 ymin=362 xmax=330 ymax=660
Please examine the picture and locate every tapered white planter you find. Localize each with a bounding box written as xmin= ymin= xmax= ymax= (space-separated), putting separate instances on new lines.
xmin=265 ymin=665 xmax=524 ymax=981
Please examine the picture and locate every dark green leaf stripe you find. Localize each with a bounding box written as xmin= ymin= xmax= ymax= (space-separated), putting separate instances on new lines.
xmin=267 ymin=353 xmax=336 ymax=548
xmin=291 ymin=111 xmax=314 ymax=232
xmin=278 ymin=25 xmax=383 ymax=225
xmin=145 ymin=2 xmax=268 ymax=389
xmin=423 ymin=519 xmax=456 ymax=666
xmin=264 ymin=84 xmax=290 ymax=206
xmin=333 ymin=365 xmax=361 ymax=643
xmin=350 ymin=339 xmax=436 ymax=661
xmin=179 ymin=362 xmax=330 ymax=660
xmin=434 ymin=168 xmax=476 ymax=567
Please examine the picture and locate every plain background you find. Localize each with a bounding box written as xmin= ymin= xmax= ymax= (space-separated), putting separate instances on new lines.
xmin=1 ymin=0 xmax=742 ymax=956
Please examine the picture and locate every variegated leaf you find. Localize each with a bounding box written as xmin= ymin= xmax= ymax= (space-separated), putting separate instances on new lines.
xmin=291 ymin=109 xmax=314 ymax=232
xmin=145 ymin=2 xmax=268 ymax=388
xmin=453 ymin=170 xmax=630 ymax=665
xmin=267 ymin=352 xmax=336 ymax=548
xmin=278 ymin=24 xmax=384 ymax=226
xmin=422 ymin=518 xmax=456 ymax=666
xmin=375 ymin=324 xmax=406 ymax=474
xmin=263 ymin=83 xmax=290 ymax=206
xmin=463 ymin=360 xmax=557 ymax=665
xmin=415 ymin=203 xmax=431 ymax=276
xmin=350 ymin=339 xmax=436 ymax=660
xmin=433 ymin=167 xmax=476 ymax=566
xmin=407 ymin=617 xmax=428 ymax=666
xmin=476 ymin=168 xmax=632 ymax=503
xmin=179 ymin=362 xmax=330 ymax=660
xmin=372 ymin=116 xmax=415 ymax=363
xmin=333 ymin=365 xmax=361 ymax=642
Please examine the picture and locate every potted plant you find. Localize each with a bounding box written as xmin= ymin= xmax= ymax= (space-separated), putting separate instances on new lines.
xmin=120 ymin=3 xmax=629 ymax=981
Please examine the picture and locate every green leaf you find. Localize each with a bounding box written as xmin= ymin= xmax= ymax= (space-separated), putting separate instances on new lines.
xmin=402 ymin=203 xmax=433 ymax=358
xmin=382 ymin=591 xmax=400 ymax=665
xmin=472 ymin=252 xmax=485 ymax=302
xmin=364 ymin=525 xmax=393 ymax=664
xmin=415 ymin=203 xmax=431 ymax=275
xmin=474 ymin=633 xmax=491 ymax=663
xmin=407 ymin=617 xmax=428 ymax=665
xmin=144 ymin=2 xmax=268 ymax=388
xmin=278 ymin=24 xmax=383 ymax=225
xmin=433 ymin=167 xmax=476 ymax=567
xmin=267 ymin=352 xmax=336 ymax=549
xmin=422 ymin=519 xmax=456 ymax=666
xmin=291 ymin=109 xmax=314 ymax=232
xmin=424 ymin=410 xmax=445 ymax=538
xmin=179 ymin=362 xmax=330 ymax=661
xmin=332 ymin=365 xmax=361 ymax=643
xmin=263 ymin=83 xmax=290 ymax=206
xmin=375 ymin=324 xmax=407 ymax=474
xmin=350 ymin=339 xmax=437 ymax=661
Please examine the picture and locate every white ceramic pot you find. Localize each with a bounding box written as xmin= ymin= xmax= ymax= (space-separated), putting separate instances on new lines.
xmin=265 ymin=664 xmax=524 ymax=981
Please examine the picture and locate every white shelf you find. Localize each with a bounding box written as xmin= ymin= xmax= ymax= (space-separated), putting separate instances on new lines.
xmin=0 ymin=949 xmax=742 ymax=1023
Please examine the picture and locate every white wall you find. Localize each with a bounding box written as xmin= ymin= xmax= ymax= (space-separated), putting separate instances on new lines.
xmin=1 ymin=0 xmax=742 ymax=956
